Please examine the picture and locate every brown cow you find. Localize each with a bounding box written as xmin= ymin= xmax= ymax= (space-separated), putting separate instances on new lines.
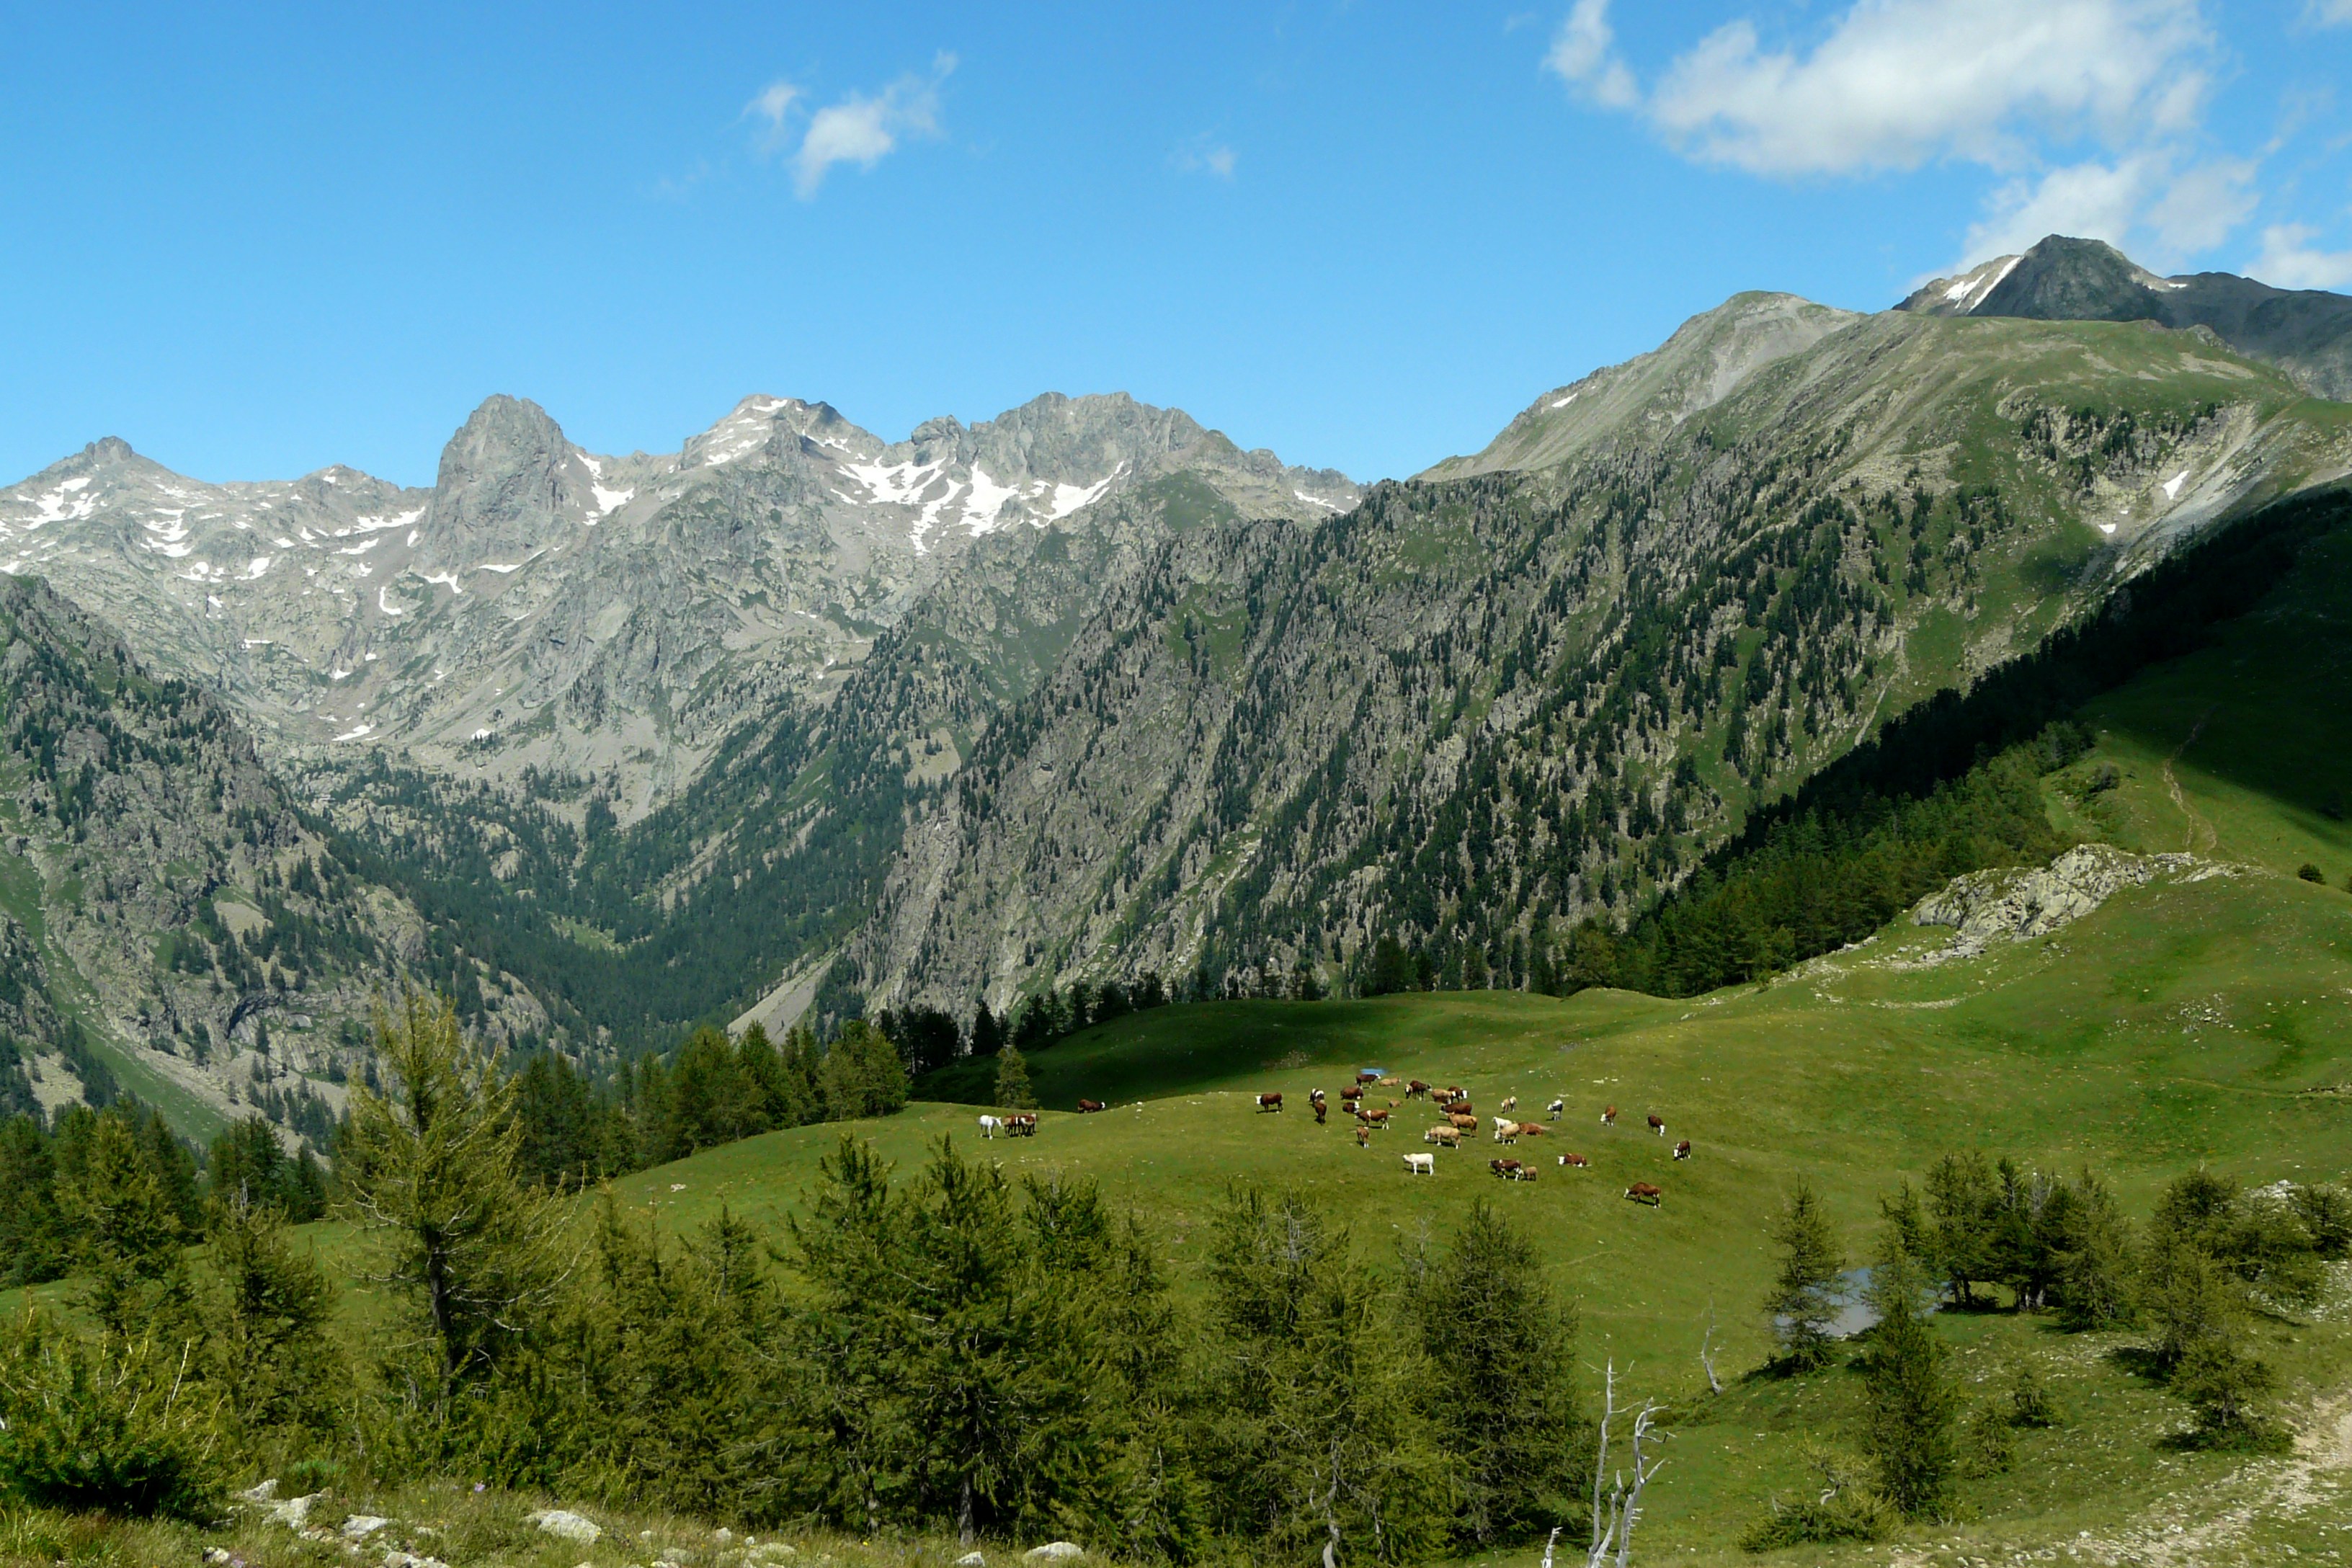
xmin=1448 ymin=1112 xmax=1479 ymax=1132
xmin=1340 ymin=1085 xmax=1364 ymax=1104
xmin=1442 ymin=1085 xmax=1465 ymax=1102
xmin=1515 ymin=1121 xmax=1548 ymax=1138
xmin=1077 ymin=1099 xmax=1107 ymax=1113
xmin=1257 ymin=1092 xmax=1284 ymax=1113
xmin=1647 ymin=1114 xmax=1666 ymax=1136
xmin=1560 ymin=1152 xmax=1590 ymax=1168
xmin=1674 ymin=1139 xmax=1693 ymax=1160
xmin=1451 ymin=1100 xmax=1474 ymax=1118
xmin=1355 ymin=1126 xmax=1371 ymax=1148
xmin=1601 ymin=1105 xmax=1618 ymax=1125
xmin=1407 ymin=1079 xmax=1431 ymax=1099
xmin=1314 ymin=1102 xmax=1328 ymax=1126
xmin=1358 ymin=1108 xmax=1391 ymax=1128
xmin=1490 ymin=1158 xmax=1525 ymax=1180
xmin=1425 ymin=1126 xmax=1461 ymax=1147
xmin=1357 ymin=1069 xmax=1381 ymax=1084
xmin=1625 ymin=1182 xmax=1663 ymax=1207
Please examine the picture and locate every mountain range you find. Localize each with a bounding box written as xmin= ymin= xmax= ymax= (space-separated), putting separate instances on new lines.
xmin=4 ymin=233 xmax=2349 ymax=1138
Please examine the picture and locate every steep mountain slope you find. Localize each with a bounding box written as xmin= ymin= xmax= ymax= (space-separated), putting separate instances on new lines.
xmin=1900 ymin=234 xmax=2352 ymax=401
xmin=836 ymin=305 xmax=2352 ymax=1016
xmin=1 ymin=393 xmax=1357 ymax=816
xmin=0 ymin=573 xmax=527 ymax=1136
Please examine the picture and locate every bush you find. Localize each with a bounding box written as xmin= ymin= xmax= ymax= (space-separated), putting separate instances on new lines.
xmin=2298 ymin=863 xmax=2326 ymax=883
xmin=0 ymin=1314 xmax=223 ymax=1522
xmin=2008 ymin=1363 xmax=2062 ymax=1429
xmin=1961 ymin=1400 xmax=2018 ymax=1477
xmin=1740 ymin=1448 xmax=1896 ymax=1552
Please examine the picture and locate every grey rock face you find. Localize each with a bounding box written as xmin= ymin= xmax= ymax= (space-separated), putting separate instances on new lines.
xmin=1899 ymin=234 xmax=2352 ymax=401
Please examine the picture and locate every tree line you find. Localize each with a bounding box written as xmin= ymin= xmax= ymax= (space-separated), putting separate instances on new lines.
xmin=1752 ymin=1151 xmax=2349 ymax=1547
xmin=0 ymin=996 xmax=1589 ymax=1567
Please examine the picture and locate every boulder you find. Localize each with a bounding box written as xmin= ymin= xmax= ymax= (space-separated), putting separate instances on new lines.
xmin=342 ymin=1515 xmax=394 ymax=1540
xmin=958 ymin=1554 xmax=987 ymax=1567
xmin=530 ymin=1509 xmax=602 ymax=1544
xmin=1025 ymin=1546 xmax=1086 ymax=1562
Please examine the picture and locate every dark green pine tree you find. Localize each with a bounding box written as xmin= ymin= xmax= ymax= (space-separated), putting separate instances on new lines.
xmin=1858 ymin=1243 xmax=1961 ymax=1518
xmin=1765 ymin=1182 xmax=1845 ymax=1370
xmin=994 ymin=1045 xmax=1037 ymax=1110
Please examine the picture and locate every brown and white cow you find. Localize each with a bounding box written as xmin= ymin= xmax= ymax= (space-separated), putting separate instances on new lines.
xmin=1491 ymin=1157 xmax=1525 ymax=1180
xmin=1647 ymin=1114 xmax=1666 ymax=1136
xmin=1625 ymin=1182 xmax=1663 ymax=1207
xmin=1560 ymin=1152 xmax=1590 ymax=1168
xmin=1359 ymin=1107 xmax=1392 ymax=1129
xmin=1674 ymin=1139 xmax=1693 ymax=1160
xmin=1601 ymin=1105 xmax=1618 ymax=1125
xmin=1340 ymin=1085 xmax=1364 ymax=1105
xmin=1077 ymin=1099 xmax=1107 ymax=1113
xmin=1407 ymin=1079 xmax=1432 ymax=1099
xmin=1313 ymin=1102 xmax=1328 ymax=1125
xmin=1257 ymin=1092 xmax=1284 ymax=1113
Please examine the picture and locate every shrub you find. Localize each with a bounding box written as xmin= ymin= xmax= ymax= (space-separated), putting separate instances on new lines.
xmin=2008 ymin=1363 xmax=2062 ymax=1429
xmin=0 ymin=1314 xmax=223 ymax=1522
xmin=2298 ymin=863 xmax=2326 ymax=883
xmin=1740 ymin=1447 xmax=1896 ymax=1552
xmin=1961 ymin=1400 xmax=2018 ymax=1477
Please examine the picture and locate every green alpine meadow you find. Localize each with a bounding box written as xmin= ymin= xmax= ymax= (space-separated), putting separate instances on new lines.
xmin=6 ymin=231 xmax=2352 ymax=1568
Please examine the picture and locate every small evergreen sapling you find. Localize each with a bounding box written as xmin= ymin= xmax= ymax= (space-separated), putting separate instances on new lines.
xmin=1765 ymin=1182 xmax=1844 ymax=1370
xmin=994 ymin=1044 xmax=1037 ymax=1110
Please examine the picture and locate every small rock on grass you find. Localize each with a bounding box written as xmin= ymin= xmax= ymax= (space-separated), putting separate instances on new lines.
xmin=957 ymin=1552 xmax=986 ymax=1566
xmin=342 ymin=1516 xmax=394 ymax=1540
xmin=531 ymin=1509 xmax=603 ymax=1544
xmin=1023 ymin=1545 xmax=1085 ymax=1562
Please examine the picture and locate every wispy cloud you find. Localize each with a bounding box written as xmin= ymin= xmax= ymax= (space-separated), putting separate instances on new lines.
xmin=2309 ymin=0 xmax=2352 ymax=25
xmin=1172 ymin=135 xmax=1239 ymax=179
xmin=746 ymin=53 xmax=956 ymax=200
xmin=2250 ymin=222 xmax=2352 ymax=287
xmin=1544 ymin=0 xmax=2263 ymax=271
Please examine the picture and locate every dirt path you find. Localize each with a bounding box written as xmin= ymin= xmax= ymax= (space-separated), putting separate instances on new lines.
xmin=2160 ymin=711 xmax=2219 ymax=855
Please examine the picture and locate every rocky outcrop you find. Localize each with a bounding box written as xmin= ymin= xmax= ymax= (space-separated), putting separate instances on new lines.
xmin=1905 ymin=844 xmax=2239 ymax=964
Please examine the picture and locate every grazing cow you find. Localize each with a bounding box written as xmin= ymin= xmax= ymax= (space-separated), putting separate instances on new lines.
xmin=1625 ymin=1182 xmax=1663 ymax=1207
xmin=1355 ymin=1126 xmax=1371 ymax=1148
xmin=1425 ymin=1126 xmax=1461 ymax=1147
xmin=1340 ymin=1085 xmax=1364 ymax=1104
xmin=1560 ymin=1152 xmax=1590 ymax=1168
xmin=1257 ymin=1092 xmax=1284 ymax=1113
xmin=1448 ymin=1111 xmax=1479 ymax=1132
xmin=1402 ymin=1152 xmax=1435 ymax=1176
xmin=1500 ymin=1095 xmax=1518 ymax=1113
xmin=1647 ymin=1114 xmax=1666 ymax=1136
xmin=1313 ymin=1102 xmax=1328 ymax=1126
xmin=979 ymin=1114 xmax=1004 ymax=1140
xmin=1515 ymin=1121 xmax=1548 ymax=1139
xmin=1674 ymin=1139 xmax=1692 ymax=1160
xmin=1309 ymin=1088 xmax=1327 ymax=1105
xmin=1007 ymin=1114 xmax=1038 ymax=1138
xmin=1547 ymin=1097 xmax=1566 ymax=1121
xmin=1357 ymin=1069 xmax=1381 ymax=1084
xmin=1360 ymin=1108 xmax=1392 ymax=1128
xmin=1077 ymin=1099 xmax=1107 ymax=1113
xmin=1601 ymin=1105 xmax=1618 ymax=1125
xmin=1442 ymin=1085 xmax=1466 ymax=1103
xmin=1491 ymin=1158 xmax=1533 ymax=1181
xmin=1407 ymin=1079 xmax=1431 ymax=1099
xmin=1491 ymin=1118 xmax=1519 ymax=1145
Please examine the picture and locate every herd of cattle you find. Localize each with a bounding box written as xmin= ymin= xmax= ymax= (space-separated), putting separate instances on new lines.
xmin=1254 ymin=1072 xmax=1688 ymax=1207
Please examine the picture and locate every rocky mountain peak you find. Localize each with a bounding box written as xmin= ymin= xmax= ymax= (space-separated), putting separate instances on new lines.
xmin=416 ymin=394 xmax=597 ymax=569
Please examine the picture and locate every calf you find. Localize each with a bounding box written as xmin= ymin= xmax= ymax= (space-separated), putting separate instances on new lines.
xmin=1402 ymin=1152 xmax=1435 ymax=1177
xmin=1559 ymin=1152 xmax=1590 ymax=1168
xmin=1355 ymin=1125 xmax=1371 ymax=1149
xmin=1674 ymin=1139 xmax=1693 ymax=1161
xmin=1077 ymin=1098 xmax=1107 ymax=1113
xmin=1424 ymin=1126 xmax=1461 ymax=1147
xmin=1624 ymin=1182 xmax=1663 ymax=1207
xmin=1256 ymin=1092 xmax=1284 ymax=1113
xmin=1647 ymin=1114 xmax=1666 ymax=1136
xmin=1601 ymin=1105 xmax=1618 ymax=1126
xmin=1546 ymin=1097 xmax=1566 ymax=1121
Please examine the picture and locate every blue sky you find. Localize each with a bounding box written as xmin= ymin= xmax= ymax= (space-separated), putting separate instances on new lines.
xmin=4 ymin=1 xmax=2349 ymax=490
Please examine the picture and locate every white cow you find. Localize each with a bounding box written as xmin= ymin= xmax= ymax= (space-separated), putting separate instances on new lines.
xmin=979 ymin=1115 xmax=1004 ymax=1140
xmin=1402 ymin=1153 xmax=1435 ymax=1176
xmin=1492 ymin=1117 xmax=1520 ymax=1145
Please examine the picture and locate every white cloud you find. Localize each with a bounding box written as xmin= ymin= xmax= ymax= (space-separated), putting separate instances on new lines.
xmin=1172 ymin=138 xmax=1239 ymax=179
xmin=1545 ymin=0 xmax=1636 ymax=108
xmin=749 ymin=54 xmax=955 ymax=200
xmin=2308 ymin=1 xmax=2352 ymax=24
xmin=747 ymin=81 xmax=802 ymax=153
xmin=1639 ymin=0 xmax=2209 ymax=177
xmin=1549 ymin=1 xmax=2276 ymax=272
xmin=2248 ymin=223 xmax=2352 ymax=288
